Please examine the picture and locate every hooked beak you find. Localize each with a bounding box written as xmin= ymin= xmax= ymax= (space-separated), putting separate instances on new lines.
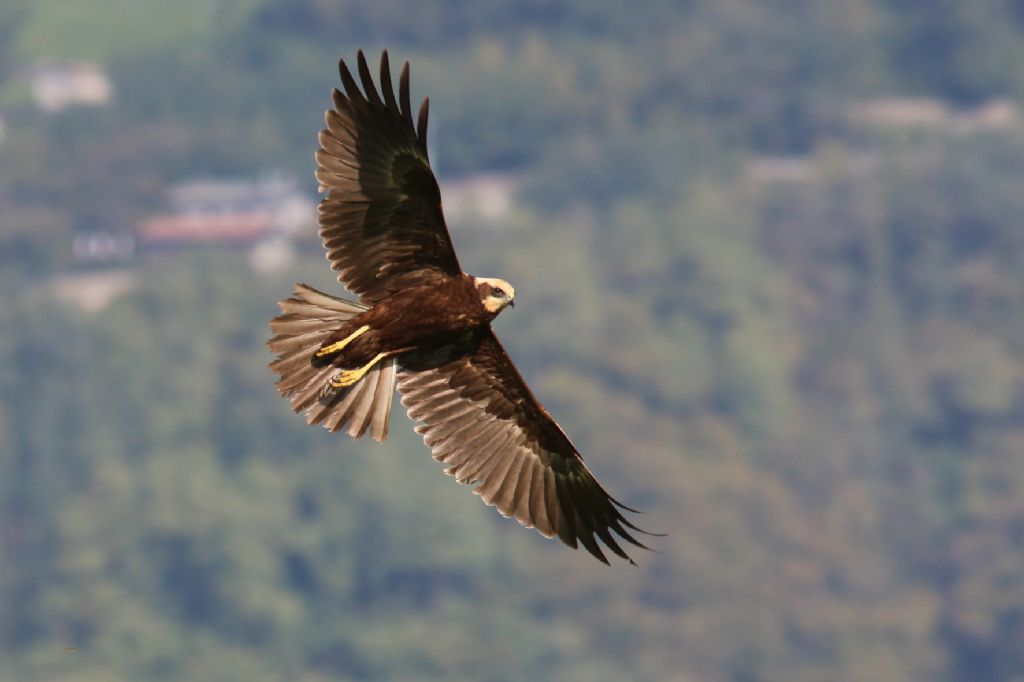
xmin=509 ymin=298 xmax=515 ymax=308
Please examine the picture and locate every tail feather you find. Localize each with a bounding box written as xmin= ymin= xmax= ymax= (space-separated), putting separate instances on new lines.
xmin=268 ymin=283 xmax=397 ymax=442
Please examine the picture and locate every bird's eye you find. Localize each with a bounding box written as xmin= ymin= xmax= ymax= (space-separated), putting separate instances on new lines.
xmin=494 ymin=288 xmax=506 ymax=298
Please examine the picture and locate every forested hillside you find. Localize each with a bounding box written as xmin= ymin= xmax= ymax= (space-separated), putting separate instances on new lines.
xmin=3 ymin=2 xmax=1024 ymax=680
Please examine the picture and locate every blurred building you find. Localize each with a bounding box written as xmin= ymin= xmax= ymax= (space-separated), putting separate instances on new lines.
xmin=849 ymin=96 xmax=1019 ymax=133
xmin=73 ymin=231 xmax=136 ymax=264
xmin=440 ymin=172 xmax=518 ymax=222
xmin=135 ymin=175 xmax=313 ymax=273
xmin=164 ymin=174 xmax=313 ymax=235
xmin=137 ymin=175 xmax=313 ymax=247
xmin=746 ymin=156 xmax=816 ymax=184
xmin=50 ymin=269 xmax=137 ymax=313
xmin=31 ymin=59 xmax=113 ymax=112
xmin=137 ymin=211 xmax=277 ymax=246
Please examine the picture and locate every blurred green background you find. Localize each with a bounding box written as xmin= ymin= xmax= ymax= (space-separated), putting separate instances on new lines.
xmin=3 ymin=1 xmax=1024 ymax=680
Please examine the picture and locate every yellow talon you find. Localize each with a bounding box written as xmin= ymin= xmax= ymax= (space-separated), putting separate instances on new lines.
xmin=328 ymin=352 xmax=388 ymax=388
xmin=316 ymin=325 xmax=370 ymax=358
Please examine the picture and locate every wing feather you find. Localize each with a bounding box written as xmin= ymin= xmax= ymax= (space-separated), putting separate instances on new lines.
xmin=357 ymin=51 xmax=383 ymax=107
xmin=417 ymin=97 xmax=430 ymax=149
xmin=317 ymin=51 xmax=460 ymax=304
xmin=532 ymin=467 xmax=554 ymax=537
xmin=397 ymin=330 xmax=651 ymax=564
xmin=508 ymin=451 xmax=534 ymax=524
xmin=399 ymin=61 xmax=412 ymax=122
xmin=437 ymin=420 xmax=497 ymax=465
xmin=476 ymin=450 xmax=521 ymax=510
xmin=380 ymin=52 xmax=399 ymax=111
xmin=451 ymin=427 xmax=512 ymax=483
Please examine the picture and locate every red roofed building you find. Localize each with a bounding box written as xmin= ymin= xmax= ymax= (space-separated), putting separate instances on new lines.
xmin=134 ymin=175 xmax=314 ymax=251
xmin=137 ymin=211 xmax=276 ymax=246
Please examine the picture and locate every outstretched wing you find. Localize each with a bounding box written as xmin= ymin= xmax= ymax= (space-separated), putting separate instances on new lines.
xmin=317 ymin=50 xmax=461 ymax=305
xmin=397 ymin=330 xmax=652 ymax=565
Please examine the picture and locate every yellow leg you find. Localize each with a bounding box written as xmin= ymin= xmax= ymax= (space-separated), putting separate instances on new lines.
xmin=316 ymin=325 xmax=370 ymax=359
xmin=329 ymin=352 xmax=389 ymax=388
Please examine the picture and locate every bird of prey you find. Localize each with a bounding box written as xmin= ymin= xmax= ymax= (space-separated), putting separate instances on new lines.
xmin=269 ymin=50 xmax=652 ymax=564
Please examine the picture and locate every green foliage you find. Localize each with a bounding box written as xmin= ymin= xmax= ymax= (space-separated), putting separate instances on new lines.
xmin=14 ymin=0 xmax=264 ymax=62
xmin=884 ymin=0 xmax=1024 ymax=103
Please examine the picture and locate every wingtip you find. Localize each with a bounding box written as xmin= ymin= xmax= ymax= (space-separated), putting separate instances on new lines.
xmin=417 ymin=97 xmax=430 ymax=148
xmin=357 ymin=49 xmax=382 ymax=105
xmin=399 ymin=61 xmax=411 ymax=121
xmin=337 ymin=56 xmax=361 ymax=101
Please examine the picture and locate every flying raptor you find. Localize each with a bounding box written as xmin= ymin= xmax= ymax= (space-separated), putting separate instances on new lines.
xmin=269 ymin=50 xmax=652 ymax=564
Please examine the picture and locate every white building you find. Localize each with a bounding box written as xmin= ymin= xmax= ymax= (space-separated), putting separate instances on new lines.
xmin=441 ymin=172 xmax=518 ymax=222
xmin=165 ymin=174 xmax=314 ymax=236
xmin=135 ymin=174 xmax=314 ymax=272
xmin=31 ymin=60 xmax=113 ymax=112
xmin=848 ymin=96 xmax=1019 ymax=134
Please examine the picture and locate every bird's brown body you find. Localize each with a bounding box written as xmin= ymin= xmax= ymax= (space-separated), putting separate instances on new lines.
xmin=314 ymin=275 xmax=495 ymax=369
xmin=268 ymin=50 xmax=655 ymax=564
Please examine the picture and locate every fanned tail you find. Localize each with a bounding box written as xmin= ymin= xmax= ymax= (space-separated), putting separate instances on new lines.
xmin=268 ymin=283 xmax=397 ymax=441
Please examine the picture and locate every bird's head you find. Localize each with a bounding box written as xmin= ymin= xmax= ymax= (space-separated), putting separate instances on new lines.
xmin=474 ymin=277 xmax=516 ymax=315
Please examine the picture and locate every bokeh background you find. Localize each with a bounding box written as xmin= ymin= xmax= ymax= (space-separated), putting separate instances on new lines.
xmin=3 ymin=1 xmax=1024 ymax=680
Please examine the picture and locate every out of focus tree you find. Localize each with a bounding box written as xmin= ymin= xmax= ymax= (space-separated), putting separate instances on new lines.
xmin=885 ymin=0 xmax=1024 ymax=102
xmin=0 ymin=1 xmax=28 ymax=85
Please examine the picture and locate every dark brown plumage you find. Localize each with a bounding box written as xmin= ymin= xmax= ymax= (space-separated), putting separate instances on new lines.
xmin=268 ymin=50 xmax=654 ymax=564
